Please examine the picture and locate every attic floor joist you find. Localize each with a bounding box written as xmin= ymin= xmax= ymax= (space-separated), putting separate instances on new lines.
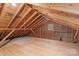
xmin=0 ymin=37 xmax=78 ymax=56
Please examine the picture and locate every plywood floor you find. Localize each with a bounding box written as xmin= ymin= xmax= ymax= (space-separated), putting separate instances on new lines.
xmin=0 ymin=36 xmax=79 ymax=56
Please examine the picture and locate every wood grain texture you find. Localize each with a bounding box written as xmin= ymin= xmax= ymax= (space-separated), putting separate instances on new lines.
xmin=0 ymin=36 xmax=78 ymax=56
xmin=31 ymin=4 xmax=79 ymax=30
xmin=30 ymin=21 xmax=75 ymax=42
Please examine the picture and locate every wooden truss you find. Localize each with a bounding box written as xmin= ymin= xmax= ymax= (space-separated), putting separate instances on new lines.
xmin=0 ymin=3 xmax=79 ymax=47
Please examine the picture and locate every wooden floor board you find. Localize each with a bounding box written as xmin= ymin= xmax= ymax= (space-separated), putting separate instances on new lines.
xmin=0 ymin=36 xmax=78 ymax=56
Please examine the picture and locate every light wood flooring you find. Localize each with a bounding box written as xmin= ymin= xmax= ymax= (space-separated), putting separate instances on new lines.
xmin=0 ymin=36 xmax=78 ymax=56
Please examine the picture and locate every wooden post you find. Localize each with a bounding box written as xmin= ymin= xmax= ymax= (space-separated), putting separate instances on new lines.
xmin=30 ymin=29 xmax=36 ymax=35
xmin=73 ymin=30 xmax=79 ymax=43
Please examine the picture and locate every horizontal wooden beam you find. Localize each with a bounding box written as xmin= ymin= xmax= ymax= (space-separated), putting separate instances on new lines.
xmin=0 ymin=5 xmax=32 ymax=40
xmin=0 ymin=4 xmax=25 ymax=40
xmin=0 ymin=28 xmax=32 ymax=30
xmin=1 ymin=9 xmax=37 ymax=43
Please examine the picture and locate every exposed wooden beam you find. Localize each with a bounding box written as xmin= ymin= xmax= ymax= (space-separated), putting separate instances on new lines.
xmin=0 ymin=4 xmax=25 ymax=39
xmin=29 ymin=17 xmax=43 ymax=28
xmin=30 ymin=29 xmax=36 ymax=35
xmin=31 ymin=4 xmax=79 ymax=30
xmin=0 ymin=28 xmax=32 ymax=30
xmin=0 ymin=3 xmax=5 ymax=15
xmin=0 ymin=39 xmax=10 ymax=47
xmin=1 ymin=10 xmax=37 ymax=43
xmin=7 ymin=4 xmax=25 ymax=28
xmin=35 ymin=19 xmax=48 ymax=29
xmin=34 ymin=19 xmax=47 ymax=29
xmin=73 ymin=30 xmax=79 ymax=43
xmin=20 ymin=11 xmax=38 ymax=28
xmin=0 ymin=5 xmax=32 ymax=40
xmin=43 ymin=14 xmax=79 ymax=30
xmin=24 ymin=14 xmax=41 ymax=29
xmin=14 ymin=7 xmax=32 ymax=28
xmin=1 ymin=30 xmax=14 ymax=42
xmin=31 ymin=4 xmax=79 ymax=18
xmin=9 ymin=10 xmax=37 ymax=38
xmin=33 ymin=18 xmax=45 ymax=28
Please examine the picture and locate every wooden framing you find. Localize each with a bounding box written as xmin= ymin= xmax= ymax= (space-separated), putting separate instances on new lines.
xmin=33 ymin=18 xmax=45 ymax=28
xmin=31 ymin=4 xmax=79 ymax=18
xmin=73 ymin=30 xmax=79 ymax=43
xmin=24 ymin=17 xmax=43 ymax=34
xmin=14 ymin=7 xmax=32 ymax=28
xmin=7 ymin=4 xmax=25 ymax=27
xmin=0 ymin=4 xmax=31 ymax=39
xmin=35 ymin=19 xmax=48 ymax=29
xmin=30 ymin=29 xmax=36 ymax=35
xmin=20 ymin=11 xmax=38 ymax=28
xmin=0 ymin=10 xmax=37 ymax=43
xmin=10 ymin=10 xmax=38 ymax=37
xmin=10 ymin=8 xmax=32 ymax=28
xmin=0 ymin=3 xmax=79 ymax=45
xmin=0 ymin=3 xmax=5 ymax=15
xmin=29 ymin=17 xmax=43 ymax=28
xmin=0 ymin=28 xmax=31 ymax=30
xmin=0 ymin=4 xmax=25 ymax=39
xmin=24 ymin=14 xmax=41 ymax=29
xmin=31 ymin=4 xmax=79 ymax=30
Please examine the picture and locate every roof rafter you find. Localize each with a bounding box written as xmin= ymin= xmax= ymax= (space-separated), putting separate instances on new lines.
xmin=0 ymin=8 xmax=37 ymax=43
xmin=31 ymin=4 xmax=79 ymax=30
xmin=24 ymin=14 xmax=42 ymax=29
xmin=0 ymin=3 xmax=5 ymax=15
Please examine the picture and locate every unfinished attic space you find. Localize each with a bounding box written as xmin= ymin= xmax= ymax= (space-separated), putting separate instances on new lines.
xmin=0 ymin=3 xmax=79 ymax=56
